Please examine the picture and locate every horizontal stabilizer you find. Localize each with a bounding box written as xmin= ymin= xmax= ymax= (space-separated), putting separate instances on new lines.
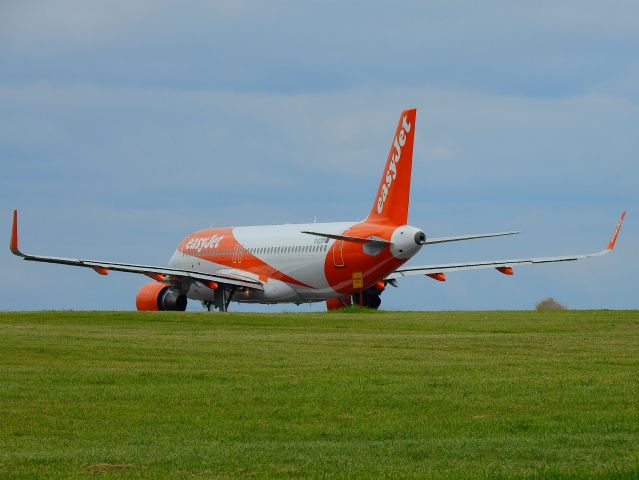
xmin=301 ymin=231 xmax=391 ymax=247
xmin=424 ymin=231 xmax=519 ymax=245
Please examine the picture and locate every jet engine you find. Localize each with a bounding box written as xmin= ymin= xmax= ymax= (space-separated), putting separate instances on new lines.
xmin=136 ymin=281 xmax=187 ymax=311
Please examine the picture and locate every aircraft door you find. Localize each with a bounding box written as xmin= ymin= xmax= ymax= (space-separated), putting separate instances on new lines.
xmin=232 ymin=245 xmax=243 ymax=264
xmin=333 ymin=240 xmax=345 ymax=267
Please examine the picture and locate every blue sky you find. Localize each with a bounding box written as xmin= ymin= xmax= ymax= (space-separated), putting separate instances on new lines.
xmin=1 ymin=0 xmax=637 ymax=311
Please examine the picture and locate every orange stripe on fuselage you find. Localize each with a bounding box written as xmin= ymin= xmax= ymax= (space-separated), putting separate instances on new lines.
xmin=178 ymin=227 xmax=314 ymax=289
xmin=324 ymin=222 xmax=405 ymax=294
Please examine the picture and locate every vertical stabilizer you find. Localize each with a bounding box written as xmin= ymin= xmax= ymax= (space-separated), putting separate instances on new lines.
xmin=366 ymin=108 xmax=416 ymax=225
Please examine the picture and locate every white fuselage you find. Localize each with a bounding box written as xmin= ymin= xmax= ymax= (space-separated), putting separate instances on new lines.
xmin=168 ymin=221 xmax=424 ymax=304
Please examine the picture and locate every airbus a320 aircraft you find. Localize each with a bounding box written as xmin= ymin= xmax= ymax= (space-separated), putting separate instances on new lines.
xmin=11 ymin=109 xmax=625 ymax=311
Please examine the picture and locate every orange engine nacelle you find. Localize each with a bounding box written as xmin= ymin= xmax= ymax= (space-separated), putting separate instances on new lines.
xmin=136 ymin=282 xmax=187 ymax=311
xmin=326 ymin=296 xmax=352 ymax=311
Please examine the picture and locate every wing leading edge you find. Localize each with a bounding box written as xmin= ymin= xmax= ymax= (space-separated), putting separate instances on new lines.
xmin=9 ymin=210 xmax=264 ymax=291
xmin=387 ymin=212 xmax=626 ymax=281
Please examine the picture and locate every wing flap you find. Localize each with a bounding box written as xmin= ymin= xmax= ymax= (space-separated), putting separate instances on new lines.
xmin=387 ymin=251 xmax=605 ymax=279
xmin=22 ymin=255 xmax=264 ymax=290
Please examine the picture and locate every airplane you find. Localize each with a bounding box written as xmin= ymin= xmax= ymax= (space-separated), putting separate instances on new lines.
xmin=10 ymin=108 xmax=626 ymax=312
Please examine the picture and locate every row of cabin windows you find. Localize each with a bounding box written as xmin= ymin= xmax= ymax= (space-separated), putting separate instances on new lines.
xmin=199 ymin=244 xmax=328 ymax=257
xmin=249 ymin=244 xmax=328 ymax=255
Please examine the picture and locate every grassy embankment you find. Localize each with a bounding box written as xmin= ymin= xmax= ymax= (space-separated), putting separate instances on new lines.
xmin=1 ymin=310 xmax=638 ymax=479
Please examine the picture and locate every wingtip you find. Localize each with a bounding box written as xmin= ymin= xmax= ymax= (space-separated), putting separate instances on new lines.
xmin=10 ymin=209 xmax=20 ymax=255
xmin=607 ymin=211 xmax=626 ymax=250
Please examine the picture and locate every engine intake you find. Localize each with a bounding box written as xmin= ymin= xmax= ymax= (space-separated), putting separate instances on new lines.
xmin=136 ymin=282 xmax=187 ymax=311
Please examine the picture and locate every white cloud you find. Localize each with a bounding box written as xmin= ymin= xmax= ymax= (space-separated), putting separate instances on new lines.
xmin=2 ymin=1 xmax=638 ymax=96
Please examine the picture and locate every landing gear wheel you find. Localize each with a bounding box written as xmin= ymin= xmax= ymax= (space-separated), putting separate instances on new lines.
xmin=352 ymin=290 xmax=382 ymax=310
xmin=367 ymin=294 xmax=381 ymax=309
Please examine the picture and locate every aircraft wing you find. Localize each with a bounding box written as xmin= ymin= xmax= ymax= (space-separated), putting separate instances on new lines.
xmin=387 ymin=212 xmax=626 ymax=281
xmin=9 ymin=211 xmax=264 ymax=291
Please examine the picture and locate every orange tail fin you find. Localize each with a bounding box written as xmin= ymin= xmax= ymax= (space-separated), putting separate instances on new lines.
xmin=366 ymin=108 xmax=416 ymax=225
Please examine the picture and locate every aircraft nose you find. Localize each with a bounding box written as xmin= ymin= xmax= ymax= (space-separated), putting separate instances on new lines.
xmin=414 ymin=231 xmax=426 ymax=245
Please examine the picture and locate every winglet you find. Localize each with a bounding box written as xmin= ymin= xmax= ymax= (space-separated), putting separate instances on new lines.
xmin=10 ymin=210 xmax=23 ymax=257
xmin=607 ymin=211 xmax=626 ymax=250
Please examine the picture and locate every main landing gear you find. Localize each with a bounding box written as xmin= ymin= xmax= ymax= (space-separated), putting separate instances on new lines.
xmin=202 ymin=286 xmax=237 ymax=312
xmin=351 ymin=285 xmax=383 ymax=310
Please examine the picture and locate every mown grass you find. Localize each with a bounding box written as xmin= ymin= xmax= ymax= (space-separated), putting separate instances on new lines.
xmin=0 ymin=310 xmax=638 ymax=479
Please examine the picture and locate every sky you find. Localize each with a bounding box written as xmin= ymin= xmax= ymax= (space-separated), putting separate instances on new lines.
xmin=0 ymin=0 xmax=637 ymax=311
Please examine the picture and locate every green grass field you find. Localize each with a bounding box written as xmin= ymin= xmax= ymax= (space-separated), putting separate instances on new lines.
xmin=1 ymin=310 xmax=638 ymax=479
